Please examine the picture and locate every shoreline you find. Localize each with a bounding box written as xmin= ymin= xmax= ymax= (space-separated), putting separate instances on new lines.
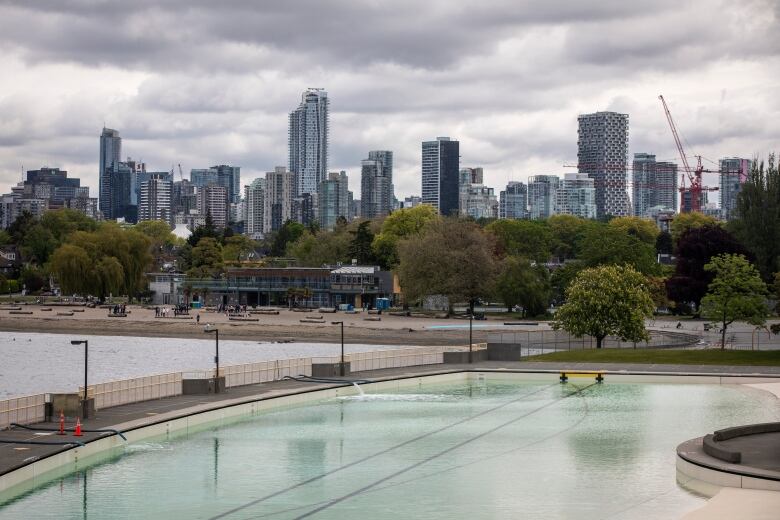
xmin=0 ymin=310 xmax=494 ymax=346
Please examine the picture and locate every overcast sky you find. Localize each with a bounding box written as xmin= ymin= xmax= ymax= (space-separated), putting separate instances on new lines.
xmin=0 ymin=0 xmax=778 ymax=199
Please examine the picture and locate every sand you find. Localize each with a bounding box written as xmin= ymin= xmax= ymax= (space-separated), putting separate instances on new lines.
xmin=0 ymin=304 xmax=522 ymax=345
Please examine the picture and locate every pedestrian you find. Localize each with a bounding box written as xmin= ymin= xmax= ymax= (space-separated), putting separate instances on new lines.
xmin=196 ymin=313 xmax=200 ymax=324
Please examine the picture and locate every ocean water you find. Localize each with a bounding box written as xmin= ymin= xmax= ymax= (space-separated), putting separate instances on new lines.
xmin=0 ymin=332 xmax=412 ymax=398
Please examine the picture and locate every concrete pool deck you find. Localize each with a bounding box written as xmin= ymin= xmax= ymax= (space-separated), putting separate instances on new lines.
xmin=3 ymin=360 xmax=780 ymax=518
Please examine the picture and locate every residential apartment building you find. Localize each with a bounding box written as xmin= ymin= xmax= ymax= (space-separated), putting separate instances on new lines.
xmin=719 ymin=157 xmax=751 ymax=221
xmin=421 ymin=137 xmax=459 ymax=215
xmin=632 ymin=153 xmax=678 ymax=217
xmin=263 ymin=166 xmax=294 ymax=233
xmin=319 ymin=171 xmax=350 ymax=230
xmin=459 ymin=167 xmax=497 ymax=219
xmin=138 ymin=173 xmax=173 ymax=224
xmin=196 ymin=184 xmax=228 ymax=229
xmin=499 ymin=182 xmax=527 ymax=219
xmin=528 ymin=175 xmax=559 ymax=219
xmin=244 ymin=178 xmax=265 ymax=239
xmin=361 ymin=150 xmax=394 ymax=219
xmin=556 ymin=173 xmax=597 ymax=219
xmin=289 ymin=89 xmax=329 ymax=196
xmin=577 ymin=111 xmax=630 ymax=218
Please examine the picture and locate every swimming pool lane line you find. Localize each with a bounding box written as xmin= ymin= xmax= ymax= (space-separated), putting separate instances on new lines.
xmin=208 ymin=382 xmax=560 ymax=520
xmin=293 ymin=383 xmax=598 ymax=519
xmin=249 ymin=383 xmax=597 ymax=520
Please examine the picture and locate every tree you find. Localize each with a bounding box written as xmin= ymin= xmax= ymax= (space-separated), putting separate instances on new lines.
xmin=372 ymin=205 xmax=438 ymax=268
xmin=187 ymin=237 xmax=224 ymax=278
xmin=270 ymin=220 xmax=305 ymax=257
xmin=495 ymin=257 xmax=550 ymax=316
xmin=728 ymin=155 xmax=780 ymax=282
xmin=700 ymin=254 xmax=768 ymax=349
xmin=552 ymin=265 xmax=654 ymax=349
xmin=666 ymin=225 xmax=749 ymax=312
xmin=608 ymin=216 xmax=659 ymax=246
xmin=670 ymin=212 xmax=718 ymax=244
xmin=94 ymin=256 xmax=125 ymax=299
xmin=187 ymin=213 xmax=220 ymax=247
xmin=547 ymin=215 xmax=593 ymax=261
xmin=21 ymin=225 xmax=56 ymax=264
xmin=550 ymin=261 xmax=585 ymax=304
xmin=135 ymin=220 xmax=177 ymax=248
xmin=349 ymin=221 xmax=377 ymax=265
xmin=485 ymin=219 xmax=551 ymax=263
xmin=50 ymin=244 xmax=92 ymax=294
xmin=288 ymin=229 xmax=351 ymax=267
xmin=398 ymin=218 xmax=498 ymax=313
xmin=578 ymin=226 xmax=659 ymax=275
xmin=222 ymin=234 xmax=254 ymax=263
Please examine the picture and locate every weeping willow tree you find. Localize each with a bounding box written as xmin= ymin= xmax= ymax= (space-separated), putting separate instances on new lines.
xmin=729 ymin=155 xmax=780 ymax=282
xmin=48 ymin=223 xmax=152 ymax=300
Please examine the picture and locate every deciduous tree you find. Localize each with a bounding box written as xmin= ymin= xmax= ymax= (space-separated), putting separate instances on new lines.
xmin=398 ymin=218 xmax=498 ymax=312
xmin=485 ymin=219 xmax=551 ymax=263
xmin=666 ymin=225 xmax=748 ymax=312
xmin=670 ymin=212 xmax=718 ymax=244
xmin=495 ymin=256 xmax=550 ymax=316
xmin=608 ymin=216 xmax=659 ymax=246
xmin=552 ymin=265 xmax=654 ymax=349
xmin=701 ymin=254 xmax=768 ymax=349
xmin=372 ymin=205 xmax=438 ymax=268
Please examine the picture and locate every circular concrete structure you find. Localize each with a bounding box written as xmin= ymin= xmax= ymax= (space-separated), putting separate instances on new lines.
xmin=677 ymin=423 xmax=780 ymax=496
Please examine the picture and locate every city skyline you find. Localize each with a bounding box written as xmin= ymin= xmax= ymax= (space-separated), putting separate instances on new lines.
xmin=0 ymin=1 xmax=777 ymax=199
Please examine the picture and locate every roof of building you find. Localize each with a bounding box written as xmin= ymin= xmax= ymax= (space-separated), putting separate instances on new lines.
xmin=331 ymin=266 xmax=378 ymax=275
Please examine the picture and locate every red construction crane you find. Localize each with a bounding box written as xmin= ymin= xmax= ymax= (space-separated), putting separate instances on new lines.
xmin=658 ymin=95 xmax=718 ymax=213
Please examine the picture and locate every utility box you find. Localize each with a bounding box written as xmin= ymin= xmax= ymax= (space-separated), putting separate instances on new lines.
xmin=182 ymin=377 xmax=226 ymax=395
xmin=49 ymin=393 xmax=95 ymax=420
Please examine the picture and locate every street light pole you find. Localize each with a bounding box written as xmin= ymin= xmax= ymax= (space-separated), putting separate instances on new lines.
xmin=70 ymin=339 xmax=89 ymax=418
xmin=204 ymin=326 xmax=220 ymax=393
xmin=469 ymin=312 xmax=473 ymax=364
xmin=331 ymin=321 xmax=345 ymax=376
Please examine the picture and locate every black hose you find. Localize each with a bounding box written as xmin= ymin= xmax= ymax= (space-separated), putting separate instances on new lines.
xmin=10 ymin=423 xmax=127 ymax=441
xmin=282 ymin=375 xmax=373 ymax=385
xmin=0 ymin=439 xmax=85 ymax=447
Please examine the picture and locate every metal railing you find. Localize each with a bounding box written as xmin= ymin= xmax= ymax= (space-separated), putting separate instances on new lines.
xmin=0 ymin=345 xmax=486 ymax=429
xmin=82 ymin=372 xmax=183 ymax=410
xmin=0 ymin=393 xmax=46 ymax=430
xmin=488 ymin=329 xmax=700 ymax=356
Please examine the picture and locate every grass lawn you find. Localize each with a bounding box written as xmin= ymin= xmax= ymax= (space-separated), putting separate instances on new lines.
xmin=525 ymin=348 xmax=780 ymax=366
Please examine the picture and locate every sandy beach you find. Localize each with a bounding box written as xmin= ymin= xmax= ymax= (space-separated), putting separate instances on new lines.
xmin=0 ymin=304 xmax=524 ymax=345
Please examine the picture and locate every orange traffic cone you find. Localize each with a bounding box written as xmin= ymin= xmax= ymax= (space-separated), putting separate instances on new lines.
xmin=74 ymin=417 xmax=83 ymax=437
xmin=57 ymin=411 xmax=65 ymax=435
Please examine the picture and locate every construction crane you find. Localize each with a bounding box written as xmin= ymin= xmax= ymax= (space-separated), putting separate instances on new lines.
xmin=658 ymin=95 xmax=718 ymax=213
xmin=178 ymin=163 xmax=184 ymax=182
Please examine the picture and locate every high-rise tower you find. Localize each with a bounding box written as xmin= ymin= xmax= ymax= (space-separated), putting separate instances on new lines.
xmin=99 ymin=127 xmax=121 ymax=218
xmin=577 ymin=112 xmax=630 ymax=218
xmin=361 ymin=150 xmax=394 ymax=219
xmin=289 ymin=89 xmax=329 ymax=197
xmin=421 ymin=137 xmax=459 ymax=215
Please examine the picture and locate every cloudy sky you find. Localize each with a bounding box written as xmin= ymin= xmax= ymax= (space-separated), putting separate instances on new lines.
xmin=0 ymin=0 xmax=778 ymax=200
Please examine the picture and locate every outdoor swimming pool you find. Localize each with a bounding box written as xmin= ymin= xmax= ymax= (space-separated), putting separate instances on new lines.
xmin=1 ymin=375 xmax=778 ymax=519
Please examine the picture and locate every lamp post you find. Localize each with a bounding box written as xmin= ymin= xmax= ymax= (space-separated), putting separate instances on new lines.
xmin=204 ymin=325 xmax=220 ymax=393
xmin=469 ymin=312 xmax=473 ymax=364
xmin=70 ymin=339 xmax=89 ymax=418
xmin=331 ymin=321 xmax=345 ymax=376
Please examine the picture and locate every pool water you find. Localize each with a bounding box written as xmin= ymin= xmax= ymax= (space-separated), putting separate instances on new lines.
xmin=1 ymin=378 xmax=778 ymax=519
